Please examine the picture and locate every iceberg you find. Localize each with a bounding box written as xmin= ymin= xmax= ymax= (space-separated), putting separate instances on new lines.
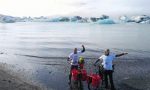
xmin=4 ymin=16 xmax=16 ymax=23
xmin=70 ymin=16 xmax=82 ymax=22
xmin=49 ymin=17 xmax=70 ymax=22
xmin=96 ymin=19 xmax=115 ymax=24
xmin=0 ymin=15 xmax=16 ymax=23
xmin=75 ymin=18 xmax=89 ymax=23
xmin=58 ymin=17 xmax=70 ymax=22
xmin=0 ymin=13 xmax=150 ymax=24
xmin=119 ymin=15 xmax=150 ymax=24
xmin=140 ymin=20 xmax=150 ymax=24
xmin=130 ymin=15 xmax=150 ymax=23
xmin=119 ymin=15 xmax=134 ymax=22
xmin=90 ymin=17 xmax=99 ymax=22
xmin=70 ymin=16 xmax=89 ymax=23
xmin=90 ymin=15 xmax=109 ymax=22
xmin=99 ymin=15 xmax=109 ymax=20
xmin=31 ymin=16 xmax=50 ymax=22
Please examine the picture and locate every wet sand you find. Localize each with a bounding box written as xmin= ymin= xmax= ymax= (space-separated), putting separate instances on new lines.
xmin=113 ymin=59 xmax=150 ymax=90
xmin=0 ymin=63 xmax=41 ymax=90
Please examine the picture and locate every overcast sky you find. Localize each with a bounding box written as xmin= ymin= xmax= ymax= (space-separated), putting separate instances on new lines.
xmin=0 ymin=0 xmax=150 ymax=17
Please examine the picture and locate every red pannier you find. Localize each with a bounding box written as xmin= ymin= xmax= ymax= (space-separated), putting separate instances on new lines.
xmin=71 ymin=69 xmax=79 ymax=81
xmin=91 ymin=74 xmax=101 ymax=87
xmin=71 ymin=69 xmax=87 ymax=81
xmin=81 ymin=69 xmax=87 ymax=81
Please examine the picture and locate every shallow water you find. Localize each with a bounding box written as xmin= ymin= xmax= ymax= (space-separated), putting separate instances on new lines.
xmin=0 ymin=22 xmax=150 ymax=90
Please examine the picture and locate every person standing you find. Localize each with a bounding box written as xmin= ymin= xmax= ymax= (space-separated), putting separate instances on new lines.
xmin=94 ymin=49 xmax=128 ymax=90
xmin=67 ymin=45 xmax=85 ymax=84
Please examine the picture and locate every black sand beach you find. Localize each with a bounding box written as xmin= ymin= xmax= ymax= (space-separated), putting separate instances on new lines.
xmin=0 ymin=54 xmax=150 ymax=90
xmin=114 ymin=59 xmax=150 ymax=90
xmin=0 ymin=64 xmax=41 ymax=90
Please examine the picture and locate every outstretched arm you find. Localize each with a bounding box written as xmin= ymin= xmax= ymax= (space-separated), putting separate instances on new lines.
xmin=81 ymin=45 xmax=85 ymax=53
xmin=116 ymin=52 xmax=128 ymax=57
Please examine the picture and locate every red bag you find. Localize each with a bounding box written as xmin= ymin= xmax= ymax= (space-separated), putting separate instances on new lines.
xmin=91 ymin=74 xmax=101 ymax=87
xmin=71 ymin=69 xmax=79 ymax=80
xmin=81 ymin=69 xmax=87 ymax=81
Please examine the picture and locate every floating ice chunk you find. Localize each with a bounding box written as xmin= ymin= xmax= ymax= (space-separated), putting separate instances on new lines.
xmin=1 ymin=16 xmax=16 ymax=23
xmin=130 ymin=15 xmax=150 ymax=23
xmin=70 ymin=16 xmax=82 ymax=22
xmin=140 ymin=20 xmax=150 ymax=24
xmin=96 ymin=19 xmax=115 ymax=24
xmin=119 ymin=15 xmax=130 ymax=22
xmin=49 ymin=17 xmax=70 ymax=22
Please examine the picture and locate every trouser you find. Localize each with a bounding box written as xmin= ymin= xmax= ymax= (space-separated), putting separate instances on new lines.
xmin=69 ymin=65 xmax=78 ymax=82
xmin=104 ymin=70 xmax=115 ymax=90
xmin=98 ymin=65 xmax=104 ymax=84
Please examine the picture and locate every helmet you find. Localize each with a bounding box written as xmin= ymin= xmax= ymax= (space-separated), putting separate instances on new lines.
xmin=79 ymin=57 xmax=84 ymax=64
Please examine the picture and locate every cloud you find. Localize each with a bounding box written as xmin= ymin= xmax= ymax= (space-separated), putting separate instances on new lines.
xmin=70 ymin=2 xmax=87 ymax=6
xmin=0 ymin=0 xmax=149 ymax=17
xmin=69 ymin=0 xmax=150 ymax=16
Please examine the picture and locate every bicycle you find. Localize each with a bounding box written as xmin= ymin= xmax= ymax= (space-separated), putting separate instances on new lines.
xmin=87 ymin=64 xmax=115 ymax=90
xmin=69 ymin=63 xmax=87 ymax=90
xmin=87 ymin=64 xmax=103 ymax=90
